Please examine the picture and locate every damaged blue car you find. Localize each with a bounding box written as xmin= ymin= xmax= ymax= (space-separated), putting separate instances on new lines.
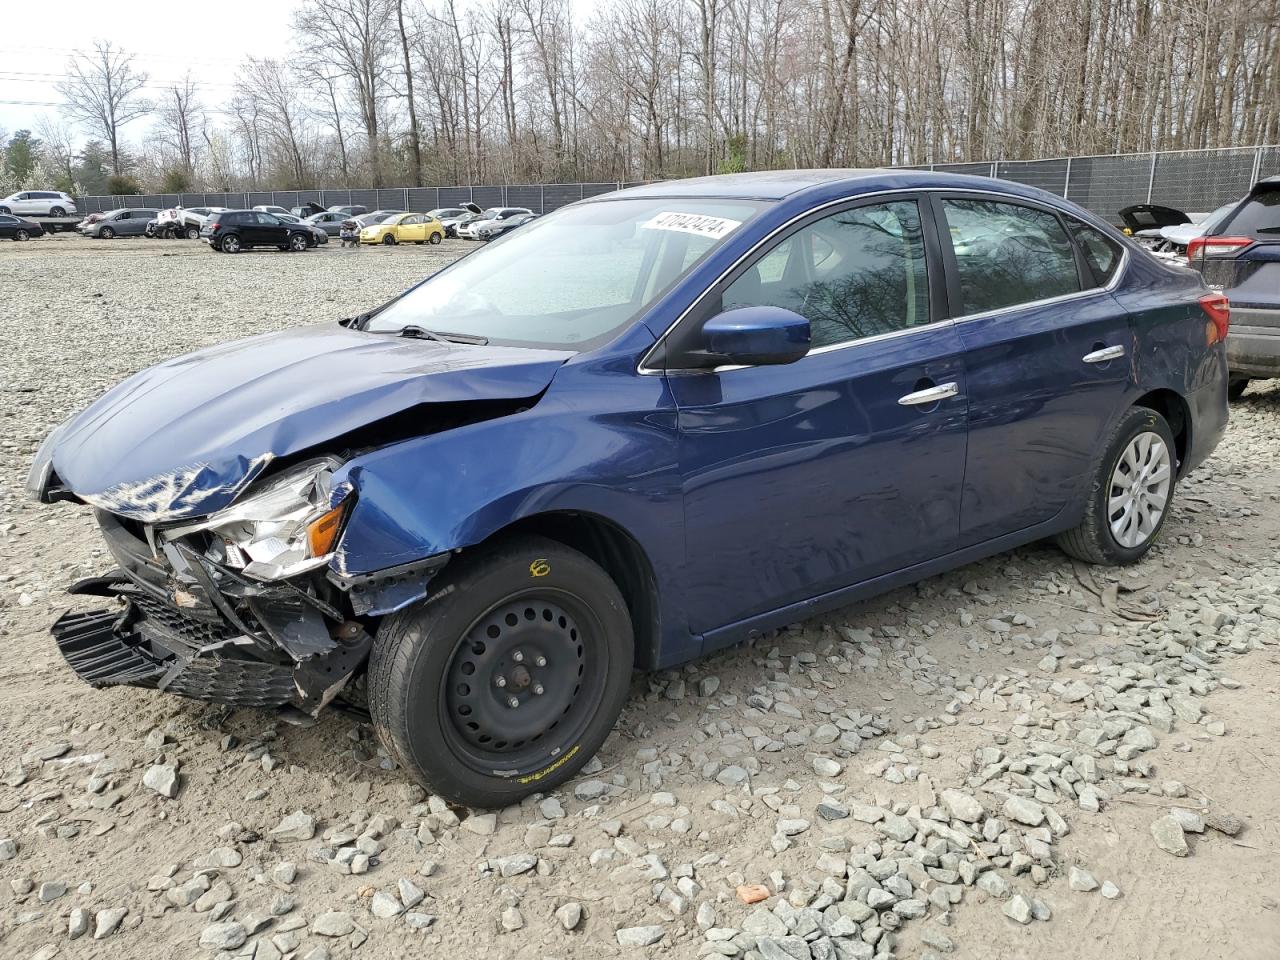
xmin=29 ymin=170 xmax=1228 ymax=806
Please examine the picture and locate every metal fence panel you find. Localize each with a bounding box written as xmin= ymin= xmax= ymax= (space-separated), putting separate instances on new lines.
xmin=542 ymin=184 xmax=582 ymax=211
xmin=1258 ymin=147 xmax=1280 ymax=181
xmin=472 ymin=186 xmax=503 ymax=208
xmin=993 ymin=159 xmax=1070 ymax=196
xmin=505 ymin=185 xmax=542 ymax=212
xmin=377 ymin=188 xmax=408 ymax=210
xmin=1065 ymin=153 xmax=1155 ymax=219
xmin=934 ymin=162 xmax=996 ymax=177
xmin=1150 ymin=148 xmax=1259 ymax=214
xmin=581 ymin=182 xmax=620 ymax=199
xmin=247 ymin=192 xmax=273 ymax=208
xmin=347 ymin=189 xmax=379 ymax=210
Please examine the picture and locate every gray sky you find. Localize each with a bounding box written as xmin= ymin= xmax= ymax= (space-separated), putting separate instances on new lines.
xmin=0 ymin=0 xmax=602 ymax=142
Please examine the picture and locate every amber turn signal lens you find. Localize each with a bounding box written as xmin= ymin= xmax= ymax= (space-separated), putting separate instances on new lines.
xmin=307 ymin=499 xmax=350 ymax=557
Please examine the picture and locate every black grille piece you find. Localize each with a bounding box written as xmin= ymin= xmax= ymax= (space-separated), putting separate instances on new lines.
xmin=161 ymin=657 xmax=296 ymax=708
xmin=127 ymin=589 xmax=242 ymax=654
xmin=51 ymin=609 xmax=165 ymax=687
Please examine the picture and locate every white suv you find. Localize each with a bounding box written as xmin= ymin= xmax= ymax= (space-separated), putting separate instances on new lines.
xmin=0 ymin=191 xmax=77 ymax=217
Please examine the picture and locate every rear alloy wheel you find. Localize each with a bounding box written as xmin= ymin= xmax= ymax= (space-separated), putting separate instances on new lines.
xmin=382 ymin=234 xmax=397 ymax=245
xmin=50 ymin=206 xmax=65 ymax=217
xmin=220 ymin=234 xmax=241 ymax=254
xmin=186 ymin=225 xmax=201 ymax=240
xmin=14 ymin=229 xmax=29 ymax=241
xmin=0 ymin=206 xmax=9 ymax=214
xmin=1057 ymin=406 xmax=1176 ymax=565
xmin=369 ymin=535 xmax=633 ymax=808
xmin=429 ymin=232 xmax=442 ymax=245
xmin=288 ymin=233 xmax=308 ymax=252
xmin=1228 ymin=378 xmax=1250 ymax=403
xmin=99 ymin=226 xmax=115 ymax=239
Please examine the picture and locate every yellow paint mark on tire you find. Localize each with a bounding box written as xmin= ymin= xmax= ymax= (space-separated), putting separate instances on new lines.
xmin=529 ymin=558 xmax=551 ymax=578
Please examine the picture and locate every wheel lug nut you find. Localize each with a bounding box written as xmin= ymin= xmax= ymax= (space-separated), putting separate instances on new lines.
xmin=535 ymin=656 xmax=547 ymax=667
xmin=532 ymin=684 xmax=544 ymax=696
xmin=507 ymin=696 xmax=520 ymax=709
xmin=512 ymin=650 xmax=524 ymax=663
xmin=495 ymin=676 xmax=507 ymax=688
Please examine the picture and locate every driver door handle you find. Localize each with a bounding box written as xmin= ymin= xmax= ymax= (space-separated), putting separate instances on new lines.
xmin=1082 ymin=345 xmax=1125 ymax=364
xmin=898 ymin=382 xmax=958 ymax=406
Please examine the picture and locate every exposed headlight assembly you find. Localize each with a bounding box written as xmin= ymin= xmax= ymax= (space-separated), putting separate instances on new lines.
xmin=167 ymin=457 xmax=352 ymax=581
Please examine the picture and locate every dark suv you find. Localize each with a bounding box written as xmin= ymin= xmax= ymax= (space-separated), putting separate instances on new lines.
xmin=200 ymin=210 xmax=314 ymax=253
xmin=1189 ymin=176 xmax=1280 ymax=399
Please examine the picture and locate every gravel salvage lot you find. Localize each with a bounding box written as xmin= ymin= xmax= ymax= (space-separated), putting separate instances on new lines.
xmin=1 ymin=235 xmax=1278 ymax=960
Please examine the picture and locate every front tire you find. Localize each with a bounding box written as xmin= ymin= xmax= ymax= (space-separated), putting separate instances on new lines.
xmin=369 ymin=536 xmax=633 ymax=808
xmin=288 ymin=233 xmax=308 ymax=252
xmin=1228 ymin=378 xmax=1250 ymax=403
xmin=382 ymin=234 xmax=397 ymax=246
xmin=1057 ymin=406 xmax=1176 ymax=565
xmin=99 ymin=226 xmax=115 ymax=239
xmin=429 ymin=232 xmax=442 ymax=245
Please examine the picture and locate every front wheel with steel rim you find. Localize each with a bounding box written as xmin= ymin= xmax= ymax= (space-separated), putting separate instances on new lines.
xmin=1057 ymin=406 xmax=1177 ymax=565
xmin=369 ymin=535 xmax=634 ymax=808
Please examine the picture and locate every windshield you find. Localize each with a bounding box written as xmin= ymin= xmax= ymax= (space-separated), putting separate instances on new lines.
xmin=366 ymin=197 xmax=766 ymax=349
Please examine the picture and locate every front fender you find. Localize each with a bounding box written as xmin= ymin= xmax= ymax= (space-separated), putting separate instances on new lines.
xmin=328 ymin=359 xmax=690 ymax=653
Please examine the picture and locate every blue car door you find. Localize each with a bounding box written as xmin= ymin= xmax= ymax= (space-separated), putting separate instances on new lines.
xmin=665 ymin=196 xmax=969 ymax=639
xmin=931 ymin=195 xmax=1133 ymax=545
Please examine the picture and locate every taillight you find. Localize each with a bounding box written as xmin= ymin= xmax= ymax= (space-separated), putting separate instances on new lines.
xmin=1187 ymin=235 xmax=1252 ymax=263
xmin=1199 ymin=293 xmax=1230 ymax=345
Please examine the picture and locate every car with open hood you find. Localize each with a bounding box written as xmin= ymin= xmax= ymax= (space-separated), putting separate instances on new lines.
xmin=30 ymin=169 xmax=1228 ymax=807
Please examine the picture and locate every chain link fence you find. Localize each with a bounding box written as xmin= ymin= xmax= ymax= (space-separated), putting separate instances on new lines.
xmin=71 ymin=144 xmax=1279 ymax=223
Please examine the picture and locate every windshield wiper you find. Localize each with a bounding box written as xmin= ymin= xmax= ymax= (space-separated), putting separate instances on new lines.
xmin=397 ymin=325 xmax=489 ymax=345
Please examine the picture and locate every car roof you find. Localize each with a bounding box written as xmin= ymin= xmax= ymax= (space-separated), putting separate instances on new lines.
xmin=607 ymin=168 xmax=1074 ymax=205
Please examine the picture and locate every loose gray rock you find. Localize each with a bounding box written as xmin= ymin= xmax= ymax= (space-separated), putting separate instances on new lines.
xmin=1100 ymin=881 xmax=1122 ymax=899
xmin=0 ymin=838 xmax=16 ymax=861
xmin=371 ymin=891 xmax=403 ymax=919
xmin=68 ymin=907 xmax=89 ymax=940
xmin=1151 ymin=816 xmax=1189 ymax=856
xmin=93 ymin=907 xmax=128 ymax=939
xmin=939 ymin=789 xmax=984 ymax=823
xmin=1003 ymin=894 xmax=1033 ymax=924
xmin=271 ymin=811 xmax=316 ymax=842
xmin=1205 ymin=811 xmax=1244 ymax=836
xmin=142 ymin=762 xmax=180 ymax=799
xmin=556 ymin=902 xmax=583 ymax=930
xmin=199 ymin=921 xmax=247 ymax=950
xmin=616 ymin=924 xmax=665 ymax=947
xmin=1068 ymin=866 xmax=1099 ymax=892
xmin=1003 ymin=796 xmax=1046 ymax=827
xmin=312 ymin=911 xmax=356 ymax=937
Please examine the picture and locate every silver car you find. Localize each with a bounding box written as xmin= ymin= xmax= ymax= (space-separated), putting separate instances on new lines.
xmin=81 ymin=208 xmax=161 ymax=239
xmin=0 ymin=190 xmax=77 ymax=217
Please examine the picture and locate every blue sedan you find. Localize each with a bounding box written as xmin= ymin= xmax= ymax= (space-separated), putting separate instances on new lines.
xmin=29 ymin=169 xmax=1228 ymax=806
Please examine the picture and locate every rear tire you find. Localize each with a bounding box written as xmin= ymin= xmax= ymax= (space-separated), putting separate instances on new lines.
xmin=429 ymin=232 xmax=442 ymax=245
xmin=220 ymin=234 xmax=241 ymax=253
xmin=1228 ymin=378 xmax=1250 ymax=403
xmin=186 ymin=225 xmax=201 ymax=240
xmin=50 ymin=206 xmax=65 ymax=217
xmin=1057 ymin=406 xmax=1176 ymax=565
xmin=0 ymin=206 xmax=9 ymax=214
xmin=368 ymin=535 xmax=634 ymax=808
xmin=14 ymin=229 xmax=29 ymax=241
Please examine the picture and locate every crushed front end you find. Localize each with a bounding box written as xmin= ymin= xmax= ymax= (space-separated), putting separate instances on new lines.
xmin=41 ymin=458 xmax=438 ymax=715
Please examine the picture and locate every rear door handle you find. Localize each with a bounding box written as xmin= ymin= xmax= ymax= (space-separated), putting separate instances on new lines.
xmin=1082 ymin=345 xmax=1125 ymax=364
xmin=898 ymin=382 xmax=958 ymax=406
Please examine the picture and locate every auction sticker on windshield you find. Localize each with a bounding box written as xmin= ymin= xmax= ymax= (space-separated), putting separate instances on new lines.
xmin=640 ymin=211 xmax=742 ymax=240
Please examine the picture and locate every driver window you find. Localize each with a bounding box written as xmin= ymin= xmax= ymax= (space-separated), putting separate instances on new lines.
xmin=722 ymin=200 xmax=931 ymax=349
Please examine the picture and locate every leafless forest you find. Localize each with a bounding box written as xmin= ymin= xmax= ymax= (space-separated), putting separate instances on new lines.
xmin=29 ymin=0 xmax=1280 ymax=190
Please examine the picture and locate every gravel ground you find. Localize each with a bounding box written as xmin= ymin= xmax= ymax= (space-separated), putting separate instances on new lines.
xmin=1 ymin=234 xmax=1278 ymax=960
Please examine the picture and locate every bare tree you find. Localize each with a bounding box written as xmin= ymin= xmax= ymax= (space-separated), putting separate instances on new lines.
xmin=397 ymin=0 xmax=424 ymax=185
xmin=158 ymin=73 xmax=202 ymax=174
xmin=56 ymin=40 xmax=151 ymax=174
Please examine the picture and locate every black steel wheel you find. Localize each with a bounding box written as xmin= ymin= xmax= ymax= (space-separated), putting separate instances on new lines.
xmin=369 ymin=535 xmax=633 ymax=808
xmin=382 ymin=233 xmax=397 ymax=245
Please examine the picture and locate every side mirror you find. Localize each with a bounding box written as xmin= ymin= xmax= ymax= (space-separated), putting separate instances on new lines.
xmin=674 ymin=305 xmax=811 ymax=370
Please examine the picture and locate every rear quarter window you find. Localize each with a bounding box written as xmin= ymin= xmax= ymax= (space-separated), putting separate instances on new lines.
xmin=1068 ymin=220 xmax=1124 ymax=287
xmin=1223 ymin=191 xmax=1280 ymax=236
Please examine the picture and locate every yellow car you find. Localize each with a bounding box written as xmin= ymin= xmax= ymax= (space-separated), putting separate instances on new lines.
xmin=360 ymin=213 xmax=445 ymax=246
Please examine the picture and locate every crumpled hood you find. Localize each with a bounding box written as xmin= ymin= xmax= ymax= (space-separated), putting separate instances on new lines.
xmin=51 ymin=324 xmax=571 ymax=522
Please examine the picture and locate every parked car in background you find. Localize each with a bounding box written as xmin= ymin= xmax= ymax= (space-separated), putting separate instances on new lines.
xmin=0 ymin=214 xmax=44 ymax=240
xmin=81 ymin=208 xmax=161 ymax=239
xmin=1117 ymin=204 xmax=1189 ymax=250
xmin=359 ymin=212 xmax=445 ymax=245
xmin=0 ymin=190 xmax=76 ymax=217
xmin=199 ymin=210 xmax=314 ymax=253
xmin=472 ymin=211 xmax=538 ymax=240
xmin=30 ymin=169 xmax=1229 ymax=808
xmin=1155 ymin=200 xmax=1242 ymax=258
xmin=428 ymin=202 xmax=483 ymax=237
xmin=328 ymin=204 xmax=368 ymax=217
xmin=457 ymin=207 xmax=534 ymax=239
xmin=252 ymin=205 xmax=292 ymax=218
xmin=75 ymin=212 xmax=105 ymax=232
xmin=276 ymin=213 xmax=329 ymax=246
xmin=175 ymin=207 xmax=228 ymax=239
xmin=304 ymin=211 xmax=348 ymax=236
xmin=292 ymin=202 xmax=326 ymax=218
xmin=353 ymin=209 xmax=403 ymax=227
xmin=1188 ymin=176 xmax=1280 ymax=400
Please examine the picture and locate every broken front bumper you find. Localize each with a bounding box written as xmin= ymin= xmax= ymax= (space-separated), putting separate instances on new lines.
xmin=50 ymin=509 xmax=372 ymax=713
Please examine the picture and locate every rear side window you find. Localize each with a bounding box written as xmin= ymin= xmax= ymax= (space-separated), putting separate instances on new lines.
xmin=722 ymin=199 xmax=931 ymax=349
xmin=940 ymin=198 xmax=1081 ymax=315
xmin=1223 ymin=191 xmax=1280 ymax=236
xmin=1068 ymin=220 xmax=1124 ymax=287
